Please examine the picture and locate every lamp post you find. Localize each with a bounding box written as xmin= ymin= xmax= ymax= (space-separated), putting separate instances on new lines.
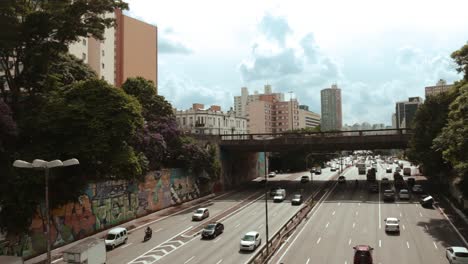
xmin=13 ymin=158 xmax=80 ymax=264
xmin=259 ymin=135 xmax=274 ymax=256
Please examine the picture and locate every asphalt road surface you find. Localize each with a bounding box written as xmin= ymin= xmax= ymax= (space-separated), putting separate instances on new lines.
xmin=274 ymin=161 xmax=465 ymax=264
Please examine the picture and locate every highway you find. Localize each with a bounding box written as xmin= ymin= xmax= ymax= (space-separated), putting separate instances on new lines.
xmin=50 ymin=169 xmax=337 ymax=264
xmin=274 ymin=161 xmax=465 ymax=264
xmin=126 ymin=168 xmax=338 ymax=264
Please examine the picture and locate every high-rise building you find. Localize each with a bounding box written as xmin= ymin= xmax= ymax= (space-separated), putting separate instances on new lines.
xmin=175 ymin=104 xmax=248 ymax=135
xmin=234 ymin=85 xmax=284 ymax=117
xmin=298 ymin=108 xmax=321 ymax=129
xmin=425 ymin=79 xmax=454 ymax=98
xmin=320 ymin=84 xmax=342 ymax=131
xmin=395 ymin=97 xmax=423 ymax=129
xmin=68 ymin=10 xmax=157 ymax=90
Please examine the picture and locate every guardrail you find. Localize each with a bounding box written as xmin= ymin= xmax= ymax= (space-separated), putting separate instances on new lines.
xmin=247 ymin=167 xmax=349 ymax=264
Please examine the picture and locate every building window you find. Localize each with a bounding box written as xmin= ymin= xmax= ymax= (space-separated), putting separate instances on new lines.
xmin=82 ymin=39 xmax=86 ymax=46
xmin=102 ymin=63 xmax=105 ymax=69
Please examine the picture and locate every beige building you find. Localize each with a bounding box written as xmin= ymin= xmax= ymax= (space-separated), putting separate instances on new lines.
xmin=321 ymin=84 xmax=343 ymax=131
xmin=425 ymin=79 xmax=454 ymax=98
xmin=175 ymin=104 xmax=248 ymax=135
xmin=234 ymin=85 xmax=284 ymax=117
xmin=298 ymin=105 xmax=321 ymax=129
xmin=68 ymin=10 xmax=157 ymax=90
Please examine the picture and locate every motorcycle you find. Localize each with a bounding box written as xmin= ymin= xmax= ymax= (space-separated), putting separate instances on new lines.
xmin=143 ymin=231 xmax=152 ymax=242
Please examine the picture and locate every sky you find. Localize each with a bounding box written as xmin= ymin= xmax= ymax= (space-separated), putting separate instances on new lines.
xmin=125 ymin=0 xmax=468 ymax=126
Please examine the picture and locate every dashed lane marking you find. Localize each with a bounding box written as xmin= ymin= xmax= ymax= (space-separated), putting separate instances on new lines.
xmin=407 ymin=241 xmax=410 ymax=249
xmin=332 ymin=211 xmax=336 ymax=216
xmin=184 ymin=256 xmax=195 ymax=264
xmin=316 ymin=237 xmax=321 ymax=244
xmin=216 ymin=259 xmax=223 ymax=264
xmin=433 ymin=242 xmax=438 ymax=249
xmin=325 ymin=222 xmax=329 ymax=228
xmin=348 ymin=238 xmax=352 ymax=245
xmin=379 ymin=240 xmax=382 ymax=247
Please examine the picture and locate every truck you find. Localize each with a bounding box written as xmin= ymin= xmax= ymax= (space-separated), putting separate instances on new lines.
xmin=273 ymin=189 xmax=286 ymax=202
xmin=393 ymin=172 xmax=406 ymax=189
xmin=357 ymin=163 xmax=366 ymax=175
xmin=63 ymin=238 xmax=106 ymax=264
xmin=366 ymin=168 xmax=376 ymax=181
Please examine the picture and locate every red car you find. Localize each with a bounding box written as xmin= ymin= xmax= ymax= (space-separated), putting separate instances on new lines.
xmin=353 ymin=245 xmax=374 ymax=264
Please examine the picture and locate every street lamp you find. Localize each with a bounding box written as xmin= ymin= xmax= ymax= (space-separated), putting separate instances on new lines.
xmin=13 ymin=158 xmax=79 ymax=264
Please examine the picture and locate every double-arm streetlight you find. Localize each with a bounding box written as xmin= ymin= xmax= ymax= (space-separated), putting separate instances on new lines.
xmin=13 ymin=158 xmax=80 ymax=264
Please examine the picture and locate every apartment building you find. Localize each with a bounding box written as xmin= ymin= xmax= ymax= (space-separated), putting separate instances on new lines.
xmin=321 ymin=84 xmax=343 ymax=131
xmin=298 ymin=105 xmax=321 ymax=129
xmin=395 ymin=97 xmax=423 ymax=129
xmin=68 ymin=10 xmax=157 ymax=90
xmin=425 ymin=79 xmax=454 ymax=98
xmin=234 ymin=85 xmax=284 ymax=117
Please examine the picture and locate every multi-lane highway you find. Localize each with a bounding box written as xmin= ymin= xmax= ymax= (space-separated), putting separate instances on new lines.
xmin=51 ymin=168 xmax=338 ymax=264
xmin=273 ymin=161 xmax=466 ymax=264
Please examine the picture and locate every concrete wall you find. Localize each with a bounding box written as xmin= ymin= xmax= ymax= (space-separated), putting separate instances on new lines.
xmin=1 ymin=169 xmax=209 ymax=258
xmin=220 ymin=150 xmax=264 ymax=188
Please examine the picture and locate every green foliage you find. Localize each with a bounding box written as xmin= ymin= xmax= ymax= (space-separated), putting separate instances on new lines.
xmin=434 ymin=82 xmax=468 ymax=182
xmin=44 ymin=53 xmax=98 ymax=90
xmin=407 ymin=86 xmax=459 ymax=178
xmin=451 ymin=43 xmax=468 ymax=80
xmin=0 ymin=0 xmax=128 ymax=110
xmin=122 ymin=77 xmax=174 ymax=121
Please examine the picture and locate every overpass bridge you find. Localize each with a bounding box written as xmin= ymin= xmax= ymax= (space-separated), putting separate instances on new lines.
xmin=216 ymin=129 xmax=412 ymax=152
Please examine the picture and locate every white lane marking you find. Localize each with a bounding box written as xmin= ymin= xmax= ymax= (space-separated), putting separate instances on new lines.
xmin=355 ymin=211 xmax=359 ymax=216
xmin=407 ymin=241 xmax=410 ymax=249
xmin=258 ymin=224 xmax=264 ymax=229
xmin=155 ymin=228 xmax=163 ymax=233
xmin=306 ymin=258 xmax=310 ymax=264
xmin=400 ymin=212 xmax=402 ymax=217
xmin=184 ymin=256 xmax=195 ymax=264
xmin=419 ymin=212 xmax=423 ymax=217
xmin=353 ymin=222 xmax=356 ymax=229
xmin=358 ymin=203 xmax=361 ymax=206
xmin=332 ymin=211 xmax=336 ymax=216
xmin=216 ymin=259 xmax=223 ymax=264
xmin=325 ymin=222 xmax=329 ymax=228
xmin=275 ymin=182 xmax=338 ymax=263
xmin=121 ymin=242 xmax=133 ymax=249
xmin=345 ymin=262 xmax=348 ymax=264
xmin=402 ymin=224 xmax=406 ymax=230
xmin=415 ymin=203 xmax=419 ymax=207
xmin=235 ymin=223 xmax=241 ymax=228
xmin=51 ymin=258 xmax=62 ymax=263
xmin=214 ymin=237 xmax=222 ymax=243
xmin=425 ymin=225 xmax=429 ymax=231
xmin=338 ymin=202 xmax=341 ymax=206
xmin=397 ymin=203 xmax=400 ymax=207
xmin=379 ymin=240 xmax=382 ymax=248
xmin=127 ymin=225 xmax=193 ymax=264
xmin=433 ymin=242 xmax=438 ymax=249
xmin=316 ymin=237 xmax=321 ymax=244
xmin=348 ymin=238 xmax=352 ymax=245
xmin=437 ymin=203 xmax=468 ymax=247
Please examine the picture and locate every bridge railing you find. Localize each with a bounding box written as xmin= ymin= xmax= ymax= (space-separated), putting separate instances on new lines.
xmin=219 ymin=128 xmax=412 ymax=141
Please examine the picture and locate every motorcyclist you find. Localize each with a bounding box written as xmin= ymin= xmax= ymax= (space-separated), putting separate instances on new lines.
xmin=145 ymin=227 xmax=152 ymax=238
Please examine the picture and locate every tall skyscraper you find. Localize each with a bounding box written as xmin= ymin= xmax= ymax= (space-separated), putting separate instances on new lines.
xmin=395 ymin=97 xmax=423 ymax=129
xmin=320 ymin=84 xmax=342 ymax=131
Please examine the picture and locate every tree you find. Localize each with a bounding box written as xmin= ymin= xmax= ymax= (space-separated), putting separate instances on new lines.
xmin=407 ymin=87 xmax=459 ymax=178
xmin=433 ymin=82 xmax=468 ymax=194
xmin=44 ymin=53 xmax=97 ymax=89
xmin=0 ymin=99 xmax=16 ymax=151
xmin=451 ymin=43 xmax=468 ymax=81
xmin=0 ymin=0 xmax=128 ymax=111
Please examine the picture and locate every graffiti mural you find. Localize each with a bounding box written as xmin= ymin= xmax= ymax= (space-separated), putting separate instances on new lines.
xmin=4 ymin=168 xmax=203 ymax=258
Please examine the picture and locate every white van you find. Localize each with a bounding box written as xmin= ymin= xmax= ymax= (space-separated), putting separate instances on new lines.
xmin=105 ymin=227 xmax=128 ymax=249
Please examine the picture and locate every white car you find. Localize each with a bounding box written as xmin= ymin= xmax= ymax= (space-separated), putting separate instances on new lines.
xmin=384 ymin=217 xmax=400 ymax=233
xmin=399 ymin=189 xmax=410 ymax=200
xmin=240 ymin=231 xmax=261 ymax=251
xmin=446 ymin=246 xmax=468 ymax=263
xmin=192 ymin=208 xmax=209 ymax=221
xmin=268 ymin=172 xmax=276 ymax=178
xmin=105 ymin=227 xmax=128 ymax=249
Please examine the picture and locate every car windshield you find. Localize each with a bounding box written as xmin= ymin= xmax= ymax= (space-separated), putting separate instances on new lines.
xmin=195 ymin=209 xmax=204 ymax=214
xmin=106 ymin=234 xmax=116 ymax=240
xmin=400 ymin=190 xmax=408 ymax=193
xmin=387 ymin=219 xmax=398 ymax=224
xmin=384 ymin=190 xmax=394 ymax=194
xmin=205 ymin=224 xmax=216 ymax=230
xmin=455 ymin=252 xmax=468 ymax=257
xmin=294 ymin=195 xmax=301 ymax=199
xmin=357 ymin=251 xmax=371 ymax=257
xmin=242 ymin=235 xmax=255 ymax=241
